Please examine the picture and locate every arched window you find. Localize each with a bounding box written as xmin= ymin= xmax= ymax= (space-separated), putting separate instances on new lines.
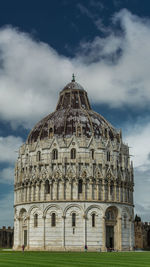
xmin=119 ymin=153 xmax=122 ymax=163
xmin=71 ymin=148 xmax=76 ymax=159
xmin=91 ymin=149 xmax=94 ymax=160
xmin=36 ymin=151 xmax=41 ymax=161
xmin=76 ymin=125 xmax=82 ymax=137
xmin=34 ymin=214 xmax=38 ymax=227
xmin=124 ymin=214 xmax=127 ymax=229
xmin=49 ymin=127 xmax=54 ymax=138
xmin=106 ymin=210 xmax=115 ymax=220
xmin=107 ymin=151 xmax=110 ymax=161
xmin=78 ymin=179 xmax=83 ymax=194
xmin=110 ymin=182 xmax=113 ymax=195
xmin=72 ymin=213 xmax=76 ymax=227
xmin=52 ymin=149 xmax=58 ymax=160
xmin=105 ymin=128 xmax=107 ymax=138
xmin=51 ymin=213 xmax=56 ymax=227
xmin=92 ymin=213 xmax=96 ymax=227
xmin=45 ymin=180 xmax=50 ymax=194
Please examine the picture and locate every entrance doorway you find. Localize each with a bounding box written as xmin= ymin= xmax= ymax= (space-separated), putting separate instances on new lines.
xmin=106 ymin=226 xmax=114 ymax=249
xmin=105 ymin=206 xmax=118 ymax=250
xmin=24 ymin=230 xmax=27 ymax=246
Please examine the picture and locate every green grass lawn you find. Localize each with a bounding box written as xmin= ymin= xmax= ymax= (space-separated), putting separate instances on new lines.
xmin=0 ymin=251 xmax=149 ymax=267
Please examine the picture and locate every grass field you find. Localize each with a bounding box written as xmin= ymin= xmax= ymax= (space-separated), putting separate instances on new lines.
xmin=0 ymin=251 xmax=150 ymax=267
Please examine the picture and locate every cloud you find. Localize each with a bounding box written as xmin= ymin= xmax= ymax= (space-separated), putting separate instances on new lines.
xmin=123 ymin=119 xmax=150 ymax=221
xmin=0 ymin=136 xmax=23 ymax=164
xmin=124 ymin=120 xmax=150 ymax=171
xmin=0 ymin=135 xmax=22 ymax=184
xmin=0 ymin=10 xmax=150 ymax=128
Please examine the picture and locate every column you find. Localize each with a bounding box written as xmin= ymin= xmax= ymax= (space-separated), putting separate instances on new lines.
xmin=56 ymin=181 xmax=59 ymax=200
xmin=53 ymin=181 xmax=57 ymax=200
xmin=31 ymin=185 xmax=34 ymax=202
xmin=76 ymin=181 xmax=78 ymax=200
xmin=89 ymin=178 xmax=93 ymax=200
xmin=62 ymin=181 xmax=65 ymax=200
xmin=62 ymin=216 xmax=66 ymax=249
xmin=108 ymin=181 xmax=110 ymax=201
xmin=28 ymin=186 xmax=31 ymax=202
xmin=25 ymin=186 xmax=27 ymax=202
xmin=118 ymin=217 xmax=122 ymax=251
xmin=37 ymin=182 xmax=40 ymax=201
xmin=43 ymin=216 xmax=46 ymax=249
xmin=33 ymin=185 xmax=36 ymax=201
xmin=96 ymin=181 xmax=99 ymax=200
xmin=83 ymin=214 xmax=87 ymax=248
xmin=69 ymin=181 xmax=72 ymax=200
xmin=129 ymin=218 xmax=132 ymax=250
xmin=122 ymin=185 xmax=125 ymax=202
xmin=119 ymin=183 xmax=121 ymax=202
xmin=102 ymin=216 xmax=106 ymax=251
xmin=102 ymin=181 xmax=105 ymax=201
xmin=83 ymin=181 xmax=86 ymax=200
xmin=114 ymin=182 xmax=117 ymax=202
xmin=27 ymin=216 xmax=30 ymax=249
xmin=50 ymin=181 xmax=52 ymax=200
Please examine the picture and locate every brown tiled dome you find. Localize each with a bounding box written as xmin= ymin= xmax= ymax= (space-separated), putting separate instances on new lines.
xmin=27 ymin=78 xmax=118 ymax=144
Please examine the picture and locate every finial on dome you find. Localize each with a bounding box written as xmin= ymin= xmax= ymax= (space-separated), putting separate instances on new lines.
xmin=72 ymin=73 xmax=75 ymax=82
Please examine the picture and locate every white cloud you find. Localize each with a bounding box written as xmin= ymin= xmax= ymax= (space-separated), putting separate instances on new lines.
xmin=0 ymin=136 xmax=23 ymax=164
xmin=0 ymin=9 xmax=150 ymax=221
xmin=124 ymin=119 xmax=150 ymax=221
xmin=124 ymin=120 xmax=150 ymax=171
xmin=0 ymin=10 xmax=150 ymax=128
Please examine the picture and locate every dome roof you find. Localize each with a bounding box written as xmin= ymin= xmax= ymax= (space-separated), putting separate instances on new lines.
xmin=27 ymin=78 xmax=118 ymax=144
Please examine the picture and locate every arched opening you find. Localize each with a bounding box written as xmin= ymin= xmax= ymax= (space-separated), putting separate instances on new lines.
xmin=78 ymin=179 xmax=83 ymax=194
xmin=124 ymin=214 xmax=127 ymax=229
xmin=110 ymin=181 xmax=114 ymax=199
xmin=76 ymin=125 xmax=82 ymax=137
xmin=92 ymin=213 xmax=96 ymax=227
xmin=91 ymin=149 xmax=94 ymax=160
xmin=72 ymin=213 xmax=76 ymax=227
xmin=49 ymin=127 xmax=54 ymax=138
xmin=105 ymin=206 xmax=118 ymax=250
xmin=45 ymin=180 xmax=50 ymax=194
xmin=52 ymin=149 xmax=58 ymax=160
xmin=107 ymin=151 xmax=110 ymax=161
xmin=36 ymin=151 xmax=41 ymax=161
xmin=71 ymin=148 xmax=76 ymax=159
xmin=34 ymin=214 xmax=38 ymax=228
xmin=51 ymin=213 xmax=56 ymax=227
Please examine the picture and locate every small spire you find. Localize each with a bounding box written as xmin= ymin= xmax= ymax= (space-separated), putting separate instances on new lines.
xmin=72 ymin=73 xmax=75 ymax=82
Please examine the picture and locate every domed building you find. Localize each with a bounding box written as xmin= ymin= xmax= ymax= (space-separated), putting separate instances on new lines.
xmin=14 ymin=76 xmax=134 ymax=251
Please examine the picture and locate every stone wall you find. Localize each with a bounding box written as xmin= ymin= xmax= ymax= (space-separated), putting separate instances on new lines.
xmin=0 ymin=227 xmax=13 ymax=248
xmin=14 ymin=202 xmax=134 ymax=251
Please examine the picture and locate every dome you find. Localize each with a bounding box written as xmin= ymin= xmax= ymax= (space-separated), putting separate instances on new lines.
xmin=27 ymin=78 xmax=118 ymax=144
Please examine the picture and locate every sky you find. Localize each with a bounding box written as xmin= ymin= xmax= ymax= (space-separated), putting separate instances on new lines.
xmin=0 ymin=0 xmax=150 ymax=226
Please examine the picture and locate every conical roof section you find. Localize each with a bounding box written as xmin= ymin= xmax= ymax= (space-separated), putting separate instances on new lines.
xmin=27 ymin=77 xmax=118 ymax=144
